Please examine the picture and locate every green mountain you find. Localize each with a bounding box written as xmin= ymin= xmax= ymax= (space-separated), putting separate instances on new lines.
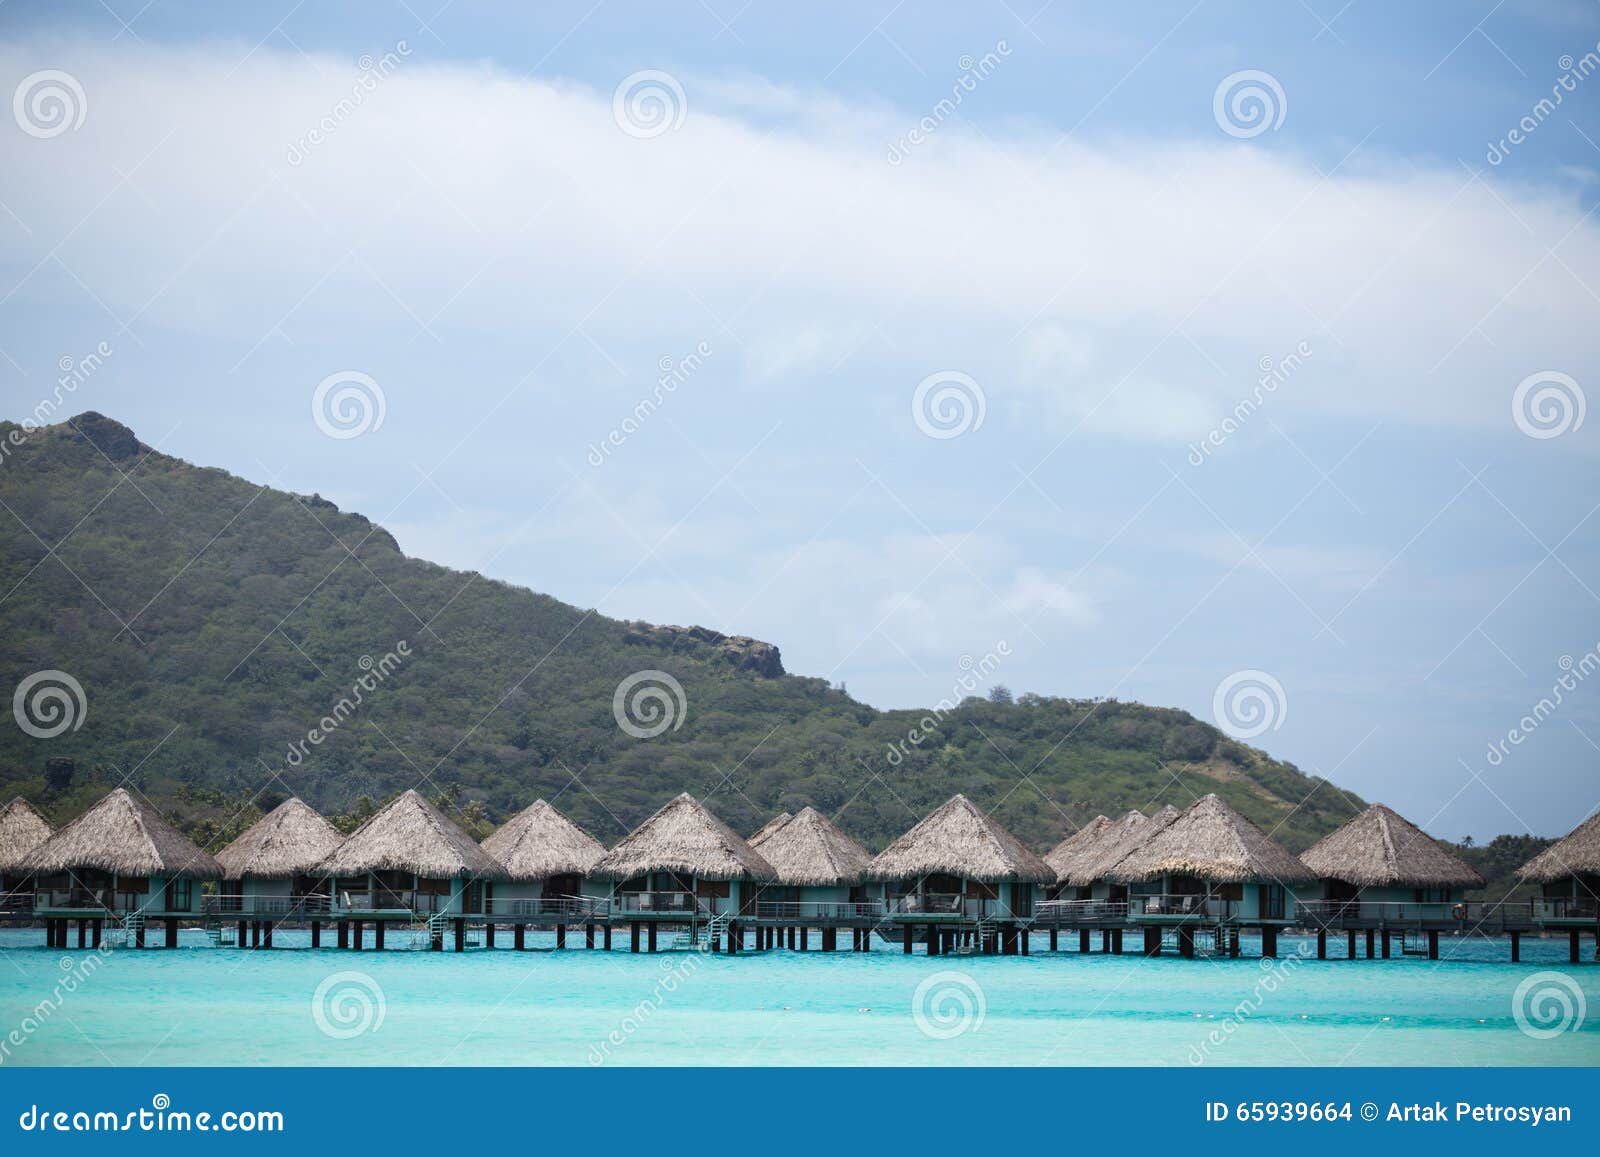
xmin=1 ymin=412 xmax=1366 ymax=855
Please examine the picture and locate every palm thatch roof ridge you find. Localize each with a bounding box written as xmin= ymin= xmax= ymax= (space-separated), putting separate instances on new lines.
xmin=21 ymin=788 xmax=221 ymax=878
xmin=751 ymin=806 xmax=872 ymax=886
xmin=215 ymin=798 xmax=345 ymax=880
xmin=748 ymin=813 xmax=793 ymax=846
xmin=0 ymin=798 xmax=53 ymax=872
xmin=1301 ymin=803 xmax=1484 ymax=888
xmin=1043 ymin=815 xmax=1113 ymax=881
xmin=1518 ymin=810 xmax=1600 ymax=882
xmin=1082 ymin=805 xmax=1181 ymax=884
xmin=481 ymin=799 xmax=607 ymax=881
xmin=319 ymin=789 xmax=505 ymax=879
xmin=1108 ymin=794 xmax=1313 ymax=884
xmin=866 ymin=794 xmax=1055 ymax=884
xmin=591 ymin=793 xmax=777 ymax=881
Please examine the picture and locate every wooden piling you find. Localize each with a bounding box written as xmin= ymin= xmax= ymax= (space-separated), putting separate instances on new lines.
xmin=91 ymin=919 xmax=102 ymax=948
xmin=1112 ymin=929 xmax=1123 ymax=954
xmin=1380 ymin=930 xmax=1390 ymax=959
xmin=373 ymin=921 xmax=384 ymax=950
xmin=1261 ymin=925 xmax=1278 ymax=959
xmin=1570 ymin=930 xmax=1581 ymax=964
xmin=585 ymin=924 xmax=595 ymax=950
xmin=1079 ymin=929 xmax=1091 ymax=953
xmin=1316 ymin=930 xmax=1327 ymax=959
xmin=1100 ymin=930 xmax=1111 ymax=953
xmin=484 ymin=923 xmax=495 ymax=949
xmin=604 ymin=924 xmax=613 ymax=951
xmin=630 ymin=922 xmax=641 ymax=953
xmin=556 ymin=924 xmax=567 ymax=949
xmin=352 ymin=922 xmax=363 ymax=951
xmin=337 ymin=920 xmax=349 ymax=949
xmin=76 ymin=920 xmax=86 ymax=949
xmin=263 ymin=922 xmax=273 ymax=949
xmin=1178 ymin=927 xmax=1195 ymax=959
xmin=903 ymin=924 xmax=913 ymax=954
xmin=514 ymin=924 xmax=525 ymax=950
xmin=311 ymin=921 xmax=321 ymax=948
xmin=1509 ymin=931 xmax=1520 ymax=963
xmin=1365 ymin=929 xmax=1375 ymax=958
xmin=453 ymin=919 xmax=466 ymax=952
xmin=1347 ymin=929 xmax=1356 ymax=959
xmin=1427 ymin=930 xmax=1439 ymax=960
xmin=647 ymin=922 xmax=657 ymax=953
xmin=1049 ymin=928 xmax=1058 ymax=951
xmin=1143 ymin=926 xmax=1162 ymax=956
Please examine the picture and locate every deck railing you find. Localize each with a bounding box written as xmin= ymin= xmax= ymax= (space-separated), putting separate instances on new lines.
xmin=336 ymin=890 xmax=448 ymax=913
xmin=204 ymin=894 xmax=333 ymax=918
xmin=1033 ymin=898 xmax=1128 ymax=923
xmin=612 ymin=891 xmax=699 ymax=915
xmin=0 ymin=888 xmax=34 ymax=912
xmin=1129 ymin=894 xmax=1237 ymax=920
xmin=486 ymin=895 xmax=611 ymax=918
xmin=1537 ymin=898 xmax=1599 ymax=921
xmin=889 ymin=894 xmax=989 ymax=917
xmin=753 ymin=900 xmax=884 ymax=920
xmin=1296 ymin=899 xmax=1537 ymax=927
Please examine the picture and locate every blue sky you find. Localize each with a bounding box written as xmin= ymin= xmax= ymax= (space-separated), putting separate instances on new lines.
xmin=0 ymin=1 xmax=1597 ymax=839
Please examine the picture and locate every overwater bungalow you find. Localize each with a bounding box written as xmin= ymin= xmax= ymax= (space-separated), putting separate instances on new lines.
xmin=0 ymin=798 xmax=52 ymax=911
xmin=318 ymin=789 xmax=506 ymax=933
xmin=214 ymin=798 xmax=344 ymax=925
xmin=748 ymin=806 xmax=878 ymax=938
xmin=591 ymin=793 xmax=775 ymax=949
xmin=480 ymin=799 xmax=609 ymax=919
xmin=21 ymin=787 xmax=222 ymax=948
xmin=1518 ymin=811 xmax=1600 ymax=935
xmin=1043 ymin=815 xmax=1113 ymax=900
xmin=1038 ymin=807 xmax=1183 ymax=933
xmin=1109 ymin=793 xmax=1312 ymax=956
xmin=1299 ymin=804 xmax=1483 ymax=918
xmin=867 ymin=794 xmax=1054 ymax=953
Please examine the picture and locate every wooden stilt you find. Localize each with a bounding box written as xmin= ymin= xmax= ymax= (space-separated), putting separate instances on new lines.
xmin=1021 ymin=929 xmax=1029 ymax=956
xmin=1049 ymin=928 xmax=1058 ymax=951
xmin=1100 ymin=930 xmax=1111 ymax=953
xmin=514 ymin=924 xmax=525 ymax=950
xmin=1510 ymin=931 xmax=1520 ymax=963
xmin=1112 ymin=929 xmax=1123 ymax=954
xmin=250 ymin=921 xmax=260 ymax=949
xmin=903 ymin=924 xmax=913 ymax=954
xmin=800 ymin=926 xmax=809 ymax=952
xmin=453 ymin=919 xmax=465 ymax=952
xmin=373 ymin=921 xmax=384 ymax=950
xmin=1317 ymin=930 xmax=1327 ymax=960
xmin=1144 ymin=926 xmax=1162 ymax=956
xmin=1570 ymin=930 xmax=1581 ymax=964
xmin=1261 ymin=925 xmax=1278 ymax=959
xmin=604 ymin=924 xmax=612 ymax=951
xmin=585 ymin=924 xmax=595 ymax=950
xmin=1229 ymin=928 xmax=1240 ymax=957
xmin=630 ymin=922 xmax=641 ymax=953
xmin=311 ymin=921 xmax=321 ymax=948
xmin=91 ymin=919 xmax=102 ymax=948
xmin=1079 ymin=929 xmax=1091 ymax=953
xmin=337 ymin=920 xmax=349 ymax=949
xmin=556 ymin=924 xmax=567 ymax=949
xmin=647 ymin=922 xmax=657 ymax=953
xmin=76 ymin=920 xmax=86 ymax=949
xmin=263 ymin=922 xmax=272 ymax=949
xmin=1178 ymin=927 xmax=1195 ymax=959
xmin=1365 ymin=929 xmax=1375 ymax=959
xmin=1380 ymin=930 xmax=1390 ymax=959
xmin=484 ymin=923 xmax=495 ymax=949
xmin=352 ymin=921 xmax=364 ymax=951
xmin=1347 ymin=929 xmax=1356 ymax=959
xmin=1427 ymin=930 xmax=1439 ymax=961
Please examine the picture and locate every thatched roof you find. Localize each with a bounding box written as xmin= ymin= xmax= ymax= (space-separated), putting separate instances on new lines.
xmin=748 ymin=813 xmax=793 ymax=846
xmin=0 ymin=798 xmax=53 ymax=873
xmin=1081 ymin=806 xmax=1181 ymax=884
xmin=866 ymin=794 xmax=1056 ymax=884
xmin=481 ymin=799 xmax=606 ymax=881
xmin=21 ymin=788 xmax=221 ymax=879
xmin=1301 ymin=803 xmax=1484 ymax=889
xmin=215 ymin=798 xmax=344 ymax=880
xmin=591 ymin=793 xmax=776 ymax=881
xmin=1518 ymin=810 xmax=1600 ymax=883
xmin=750 ymin=807 xmax=872 ymax=886
xmin=1109 ymin=794 xmax=1313 ymax=884
xmin=1043 ymin=815 xmax=1113 ymax=881
xmin=319 ymin=790 xmax=505 ymax=879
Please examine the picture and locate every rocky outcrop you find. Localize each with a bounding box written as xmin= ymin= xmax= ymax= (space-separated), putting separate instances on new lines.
xmin=67 ymin=412 xmax=147 ymax=461
xmin=623 ymin=622 xmax=784 ymax=677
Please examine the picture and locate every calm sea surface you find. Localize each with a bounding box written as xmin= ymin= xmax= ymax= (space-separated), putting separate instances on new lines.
xmin=1 ymin=928 xmax=1595 ymax=1066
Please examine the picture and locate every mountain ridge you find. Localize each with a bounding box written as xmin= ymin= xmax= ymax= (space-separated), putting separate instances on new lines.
xmin=0 ymin=412 xmax=1364 ymax=855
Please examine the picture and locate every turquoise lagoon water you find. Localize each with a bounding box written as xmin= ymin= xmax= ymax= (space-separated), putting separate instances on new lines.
xmin=1 ymin=928 xmax=1596 ymax=1066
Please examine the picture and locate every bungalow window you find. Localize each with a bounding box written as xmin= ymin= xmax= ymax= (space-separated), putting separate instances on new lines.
xmin=1412 ymin=888 xmax=1449 ymax=904
xmin=965 ymin=880 xmax=997 ymax=900
xmin=165 ymin=879 xmax=193 ymax=911
xmin=1211 ymin=882 xmax=1243 ymax=901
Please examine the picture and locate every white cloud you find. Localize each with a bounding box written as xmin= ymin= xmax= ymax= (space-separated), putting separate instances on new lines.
xmin=1 ymin=36 xmax=1596 ymax=447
